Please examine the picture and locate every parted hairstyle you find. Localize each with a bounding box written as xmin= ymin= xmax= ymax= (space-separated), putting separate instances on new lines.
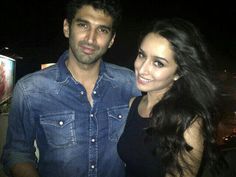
xmin=65 ymin=0 xmax=122 ymax=34
xmin=141 ymin=18 xmax=221 ymax=177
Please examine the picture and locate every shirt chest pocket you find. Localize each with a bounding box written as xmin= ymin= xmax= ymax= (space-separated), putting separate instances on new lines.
xmin=107 ymin=105 xmax=129 ymax=142
xmin=40 ymin=111 xmax=77 ymax=148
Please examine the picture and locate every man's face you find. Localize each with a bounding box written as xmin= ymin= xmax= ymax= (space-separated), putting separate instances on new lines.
xmin=64 ymin=5 xmax=115 ymax=65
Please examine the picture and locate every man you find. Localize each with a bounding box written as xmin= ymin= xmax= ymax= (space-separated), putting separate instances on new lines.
xmin=1 ymin=0 xmax=140 ymax=177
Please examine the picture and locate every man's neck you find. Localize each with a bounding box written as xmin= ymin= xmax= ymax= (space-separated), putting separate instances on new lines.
xmin=66 ymin=58 xmax=101 ymax=106
xmin=66 ymin=59 xmax=100 ymax=84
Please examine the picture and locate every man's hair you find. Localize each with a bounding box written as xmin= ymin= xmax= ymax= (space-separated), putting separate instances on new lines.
xmin=66 ymin=0 xmax=122 ymax=33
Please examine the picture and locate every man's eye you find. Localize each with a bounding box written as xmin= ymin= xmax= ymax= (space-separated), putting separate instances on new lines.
xmin=77 ymin=23 xmax=88 ymax=29
xmin=98 ymin=28 xmax=110 ymax=34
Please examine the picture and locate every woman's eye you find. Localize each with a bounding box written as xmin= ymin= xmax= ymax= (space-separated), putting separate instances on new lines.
xmin=154 ymin=61 xmax=164 ymax=67
xmin=138 ymin=51 xmax=145 ymax=59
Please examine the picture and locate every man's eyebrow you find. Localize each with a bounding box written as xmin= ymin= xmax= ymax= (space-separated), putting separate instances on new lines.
xmin=74 ymin=18 xmax=87 ymax=23
xmin=99 ymin=25 xmax=112 ymax=31
xmin=74 ymin=18 xmax=112 ymax=31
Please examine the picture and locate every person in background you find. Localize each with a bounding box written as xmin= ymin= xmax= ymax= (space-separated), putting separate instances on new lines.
xmin=0 ymin=62 xmax=6 ymax=100
xmin=1 ymin=0 xmax=140 ymax=177
xmin=117 ymin=18 xmax=221 ymax=177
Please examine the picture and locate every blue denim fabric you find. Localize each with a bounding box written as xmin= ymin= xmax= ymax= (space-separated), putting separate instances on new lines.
xmin=1 ymin=51 xmax=141 ymax=177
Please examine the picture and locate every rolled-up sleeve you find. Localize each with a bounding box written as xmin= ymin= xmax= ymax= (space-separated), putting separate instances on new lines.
xmin=1 ymin=81 xmax=37 ymax=174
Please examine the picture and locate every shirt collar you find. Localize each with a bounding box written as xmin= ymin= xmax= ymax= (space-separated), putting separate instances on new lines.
xmin=55 ymin=50 xmax=112 ymax=82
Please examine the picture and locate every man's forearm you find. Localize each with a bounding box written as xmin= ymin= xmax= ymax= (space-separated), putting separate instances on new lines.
xmin=10 ymin=162 xmax=39 ymax=177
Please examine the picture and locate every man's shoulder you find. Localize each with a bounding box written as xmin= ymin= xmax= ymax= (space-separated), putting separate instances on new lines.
xmin=104 ymin=62 xmax=134 ymax=77
xmin=104 ymin=62 xmax=132 ymax=71
xmin=17 ymin=64 xmax=58 ymax=90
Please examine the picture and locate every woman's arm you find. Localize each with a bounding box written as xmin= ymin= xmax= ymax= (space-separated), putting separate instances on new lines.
xmin=182 ymin=119 xmax=204 ymax=176
xmin=129 ymin=97 xmax=136 ymax=108
xmin=11 ymin=162 xmax=40 ymax=177
xmin=166 ymin=119 xmax=204 ymax=177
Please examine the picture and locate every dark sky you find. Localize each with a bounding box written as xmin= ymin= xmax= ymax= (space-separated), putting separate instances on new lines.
xmin=1 ymin=0 xmax=235 ymax=79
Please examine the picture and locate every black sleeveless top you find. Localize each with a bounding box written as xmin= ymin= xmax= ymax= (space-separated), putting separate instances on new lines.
xmin=117 ymin=96 xmax=165 ymax=177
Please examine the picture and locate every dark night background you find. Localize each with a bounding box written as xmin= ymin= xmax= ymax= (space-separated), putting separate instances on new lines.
xmin=1 ymin=0 xmax=235 ymax=81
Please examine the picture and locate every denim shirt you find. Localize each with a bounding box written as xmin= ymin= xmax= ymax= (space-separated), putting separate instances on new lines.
xmin=1 ymin=51 xmax=141 ymax=177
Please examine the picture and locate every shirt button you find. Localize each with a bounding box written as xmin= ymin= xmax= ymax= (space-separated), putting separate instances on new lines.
xmin=91 ymin=165 xmax=95 ymax=169
xmin=80 ymin=91 xmax=84 ymax=95
xmin=118 ymin=114 xmax=122 ymax=119
xmin=91 ymin=138 xmax=95 ymax=143
xmin=90 ymin=114 xmax=94 ymax=118
xmin=59 ymin=121 xmax=64 ymax=126
xmin=93 ymin=91 xmax=97 ymax=94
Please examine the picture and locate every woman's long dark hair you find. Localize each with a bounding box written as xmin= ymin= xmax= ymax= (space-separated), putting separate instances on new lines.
xmin=142 ymin=18 xmax=221 ymax=177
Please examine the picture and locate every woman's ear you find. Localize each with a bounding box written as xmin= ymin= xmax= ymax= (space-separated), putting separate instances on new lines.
xmin=173 ymin=75 xmax=180 ymax=81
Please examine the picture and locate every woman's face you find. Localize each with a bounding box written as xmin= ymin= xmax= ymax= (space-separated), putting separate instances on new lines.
xmin=134 ymin=32 xmax=179 ymax=95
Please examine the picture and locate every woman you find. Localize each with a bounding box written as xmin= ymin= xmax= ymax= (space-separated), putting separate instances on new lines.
xmin=117 ymin=18 xmax=221 ymax=177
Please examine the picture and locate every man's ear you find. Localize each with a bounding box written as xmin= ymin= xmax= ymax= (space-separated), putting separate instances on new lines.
xmin=63 ymin=19 xmax=70 ymax=38
xmin=108 ymin=34 xmax=116 ymax=48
